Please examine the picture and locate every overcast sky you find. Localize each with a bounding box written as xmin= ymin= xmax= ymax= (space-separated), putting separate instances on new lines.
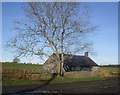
xmin=1 ymin=2 xmax=118 ymax=65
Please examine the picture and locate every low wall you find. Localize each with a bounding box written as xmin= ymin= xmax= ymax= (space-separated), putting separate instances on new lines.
xmin=2 ymin=68 xmax=51 ymax=80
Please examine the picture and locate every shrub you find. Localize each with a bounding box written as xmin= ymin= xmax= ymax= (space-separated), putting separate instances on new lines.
xmin=98 ymin=69 xmax=111 ymax=78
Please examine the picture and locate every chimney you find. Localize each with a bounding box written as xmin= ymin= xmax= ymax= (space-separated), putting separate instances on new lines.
xmin=84 ymin=52 xmax=88 ymax=57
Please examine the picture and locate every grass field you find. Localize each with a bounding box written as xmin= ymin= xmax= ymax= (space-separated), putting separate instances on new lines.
xmin=99 ymin=67 xmax=118 ymax=73
xmin=50 ymin=76 xmax=105 ymax=84
xmin=2 ymin=62 xmax=43 ymax=70
xmin=1 ymin=62 xmax=119 ymax=86
xmin=3 ymin=80 xmax=46 ymax=86
xmin=3 ymin=76 xmax=105 ymax=86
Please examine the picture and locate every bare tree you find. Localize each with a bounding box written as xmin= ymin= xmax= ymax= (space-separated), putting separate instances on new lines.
xmin=6 ymin=2 xmax=97 ymax=76
xmin=13 ymin=57 xmax=20 ymax=63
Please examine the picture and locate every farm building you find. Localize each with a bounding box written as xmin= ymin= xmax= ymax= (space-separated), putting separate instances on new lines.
xmin=43 ymin=52 xmax=98 ymax=73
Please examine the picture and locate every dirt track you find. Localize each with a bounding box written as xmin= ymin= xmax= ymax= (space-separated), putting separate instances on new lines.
xmin=2 ymin=77 xmax=120 ymax=94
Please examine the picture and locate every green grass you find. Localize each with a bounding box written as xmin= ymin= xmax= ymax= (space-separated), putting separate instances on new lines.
xmin=99 ymin=67 xmax=118 ymax=73
xmin=3 ymin=76 xmax=105 ymax=86
xmin=3 ymin=80 xmax=46 ymax=86
xmin=2 ymin=62 xmax=43 ymax=70
xmin=50 ymin=76 xmax=105 ymax=84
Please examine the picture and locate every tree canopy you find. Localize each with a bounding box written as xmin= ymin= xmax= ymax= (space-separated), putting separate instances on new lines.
xmin=6 ymin=2 xmax=97 ymax=75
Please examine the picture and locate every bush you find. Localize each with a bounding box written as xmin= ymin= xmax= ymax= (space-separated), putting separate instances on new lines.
xmin=98 ymin=69 xmax=111 ymax=78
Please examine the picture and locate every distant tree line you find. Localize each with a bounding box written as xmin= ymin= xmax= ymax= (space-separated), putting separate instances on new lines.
xmin=1 ymin=62 xmax=40 ymax=65
xmin=99 ymin=64 xmax=120 ymax=67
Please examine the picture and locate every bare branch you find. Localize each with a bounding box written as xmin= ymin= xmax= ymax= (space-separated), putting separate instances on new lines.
xmin=6 ymin=2 xmax=97 ymax=75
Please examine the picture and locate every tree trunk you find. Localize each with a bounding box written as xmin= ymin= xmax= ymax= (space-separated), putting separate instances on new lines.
xmin=58 ymin=53 xmax=64 ymax=76
xmin=61 ymin=53 xmax=64 ymax=76
xmin=60 ymin=30 xmax=64 ymax=76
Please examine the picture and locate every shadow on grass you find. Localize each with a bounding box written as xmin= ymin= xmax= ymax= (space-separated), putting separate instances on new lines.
xmin=13 ymin=73 xmax=57 ymax=94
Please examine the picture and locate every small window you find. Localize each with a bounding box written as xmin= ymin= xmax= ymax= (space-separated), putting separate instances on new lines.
xmin=71 ymin=67 xmax=74 ymax=71
xmin=76 ymin=66 xmax=81 ymax=71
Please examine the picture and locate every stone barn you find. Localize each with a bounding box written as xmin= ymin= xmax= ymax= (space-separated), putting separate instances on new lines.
xmin=43 ymin=52 xmax=98 ymax=73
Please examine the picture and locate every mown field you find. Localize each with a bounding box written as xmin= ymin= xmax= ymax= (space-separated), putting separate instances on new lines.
xmin=99 ymin=67 xmax=119 ymax=74
xmin=2 ymin=62 xmax=43 ymax=70
xmin=1 ymin=62 xmax=119 ymax=86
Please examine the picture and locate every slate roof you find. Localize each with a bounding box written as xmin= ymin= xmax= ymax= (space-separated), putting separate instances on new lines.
xmin=63 ymin=54 xmax=98 ymax=67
